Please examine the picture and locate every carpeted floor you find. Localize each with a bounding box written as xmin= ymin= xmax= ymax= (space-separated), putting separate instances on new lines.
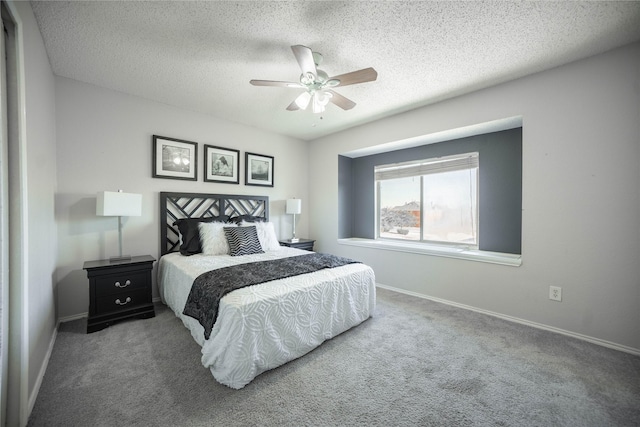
xmin=28 ymin=287 xmax=640 ymax=426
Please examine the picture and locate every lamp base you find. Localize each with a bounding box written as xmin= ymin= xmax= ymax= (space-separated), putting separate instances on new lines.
xmin=110 ymin=255 xmax=132 ymax=263
xmin=289 ymin=238 xmax=299 ymax=243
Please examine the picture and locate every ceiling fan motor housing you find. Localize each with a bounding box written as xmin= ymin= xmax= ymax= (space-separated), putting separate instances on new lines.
xmin=300 ymin=68 xmax=332 ymax=89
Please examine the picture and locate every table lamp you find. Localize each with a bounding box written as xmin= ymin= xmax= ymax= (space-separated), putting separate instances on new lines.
xmin=97 ymin=190 xmax=142 ymax=261
xmin=286 ymin=198 xmax=302 ymax=243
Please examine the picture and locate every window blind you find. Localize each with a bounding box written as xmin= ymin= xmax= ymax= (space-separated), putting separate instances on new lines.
xmin=375 ymin=152 xmax=479 ymax=181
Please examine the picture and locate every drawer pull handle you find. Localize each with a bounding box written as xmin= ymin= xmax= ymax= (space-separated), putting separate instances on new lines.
xmin=115 ymin=297 xmax=131 ymax=306
xmin=115 ymin=280 xmax=131 ymax=288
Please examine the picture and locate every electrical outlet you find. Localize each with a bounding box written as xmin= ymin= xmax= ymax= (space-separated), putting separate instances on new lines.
xmin=549 ymin=286 xmax=562 ymax=302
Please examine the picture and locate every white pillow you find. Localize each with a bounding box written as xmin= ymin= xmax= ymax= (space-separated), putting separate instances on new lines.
xmin=241 ymin=221 xmax=281 ymax=251
xmin=199 ymin=222 xmax=236 ymax=255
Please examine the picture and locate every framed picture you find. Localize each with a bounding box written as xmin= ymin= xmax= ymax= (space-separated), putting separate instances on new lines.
xmin=204 ymin=145 xmax=240 ymax=184
xmin=245 ymin=152 xmax=274 ymax=187
xmin=152 ymin=135 xmax=198 ymax=181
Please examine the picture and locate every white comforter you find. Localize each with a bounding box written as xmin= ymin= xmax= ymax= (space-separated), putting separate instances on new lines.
xmin=157 ymin=247 xmax=376 ymax=389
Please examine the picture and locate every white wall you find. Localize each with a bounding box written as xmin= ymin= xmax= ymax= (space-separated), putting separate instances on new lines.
xmin=309 ymin=42 xmax=640 ymax=352
xmin=54 ymin=77 xmax=309 ymax=319
xmin=8 ymin=1 xmax=57 ymax=423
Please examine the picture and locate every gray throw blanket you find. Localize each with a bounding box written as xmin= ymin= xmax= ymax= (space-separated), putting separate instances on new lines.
xmin=183 ymin=253 xmax=360 ymax=339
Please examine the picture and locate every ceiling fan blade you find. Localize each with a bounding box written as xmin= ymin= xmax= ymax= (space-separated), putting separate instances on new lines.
xmin=286 ymin=100 xmax=300 ymax=111
xmin=330 ymin=67 xmax=378 ymax=87
xmin=327 ymin=90 xmax=356 ymax=110
xmin=291 ymin=45 xmax=317 ymax=76
xmin=250 ymin=80 xmax=302 ymax=88
xmin=287 ymin=92 xmax=311 ymax=111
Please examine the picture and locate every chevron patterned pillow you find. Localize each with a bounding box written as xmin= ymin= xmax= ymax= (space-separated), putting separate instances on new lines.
xmin=223 ymin=226 xmax=264 ymax=256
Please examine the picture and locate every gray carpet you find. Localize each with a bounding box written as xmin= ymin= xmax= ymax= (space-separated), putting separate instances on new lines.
xmin=29 ymin=288 xmax=640 ymax=426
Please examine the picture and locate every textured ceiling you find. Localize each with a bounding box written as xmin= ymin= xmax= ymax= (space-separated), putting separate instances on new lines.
xmin=31 ymin=1 xmax=640 ymax=141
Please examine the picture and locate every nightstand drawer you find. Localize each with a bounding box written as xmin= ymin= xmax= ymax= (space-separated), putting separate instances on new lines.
xmin=96 ymin=288 xmax=150 ymax=314
xmin=94 ymin=272 xmax=148 ymax=297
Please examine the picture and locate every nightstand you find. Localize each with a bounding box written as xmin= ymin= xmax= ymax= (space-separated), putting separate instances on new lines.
xmin=83 ymin=255 xmax=155 ymax=333
xmin=279 ymin=238 xmax=315 ymax=251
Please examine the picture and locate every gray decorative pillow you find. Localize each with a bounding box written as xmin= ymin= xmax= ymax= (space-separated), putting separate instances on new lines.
xmin=223 ymin=226 xmax=264 ymax=256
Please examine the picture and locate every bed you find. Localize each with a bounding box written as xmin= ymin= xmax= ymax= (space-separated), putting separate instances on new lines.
xmin=157 ymin=192 xmax=376 ymax=389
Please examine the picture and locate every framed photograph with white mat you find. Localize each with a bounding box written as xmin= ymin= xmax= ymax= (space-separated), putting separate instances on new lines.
xmin=152 ymin=135 xmax=197 ymax=181
xmin=245 ymin=152 xmax=274 ymax=187
xmin=204 ymin=145 xmax=239 ymax=184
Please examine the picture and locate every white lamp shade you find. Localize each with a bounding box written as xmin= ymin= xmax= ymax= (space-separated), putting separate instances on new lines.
xmin=286 ymin=199 xmax=302 ymax=215
xmin=97 ymin=191 xmax=142 ymax=217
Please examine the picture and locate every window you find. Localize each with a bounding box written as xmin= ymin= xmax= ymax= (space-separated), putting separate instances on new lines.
xmin=375 ymin=152 xmax=479 ymax=247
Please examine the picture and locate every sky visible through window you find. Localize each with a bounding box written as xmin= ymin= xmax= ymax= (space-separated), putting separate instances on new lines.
xmin=379 ymin=170 xmax=477 ymax=244
xmin=379 ymin=172 xmax=474 ymax=209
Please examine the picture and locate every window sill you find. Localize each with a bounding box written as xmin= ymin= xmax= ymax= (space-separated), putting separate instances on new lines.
xmin=337 ymin=238 xmax=521 ymax=267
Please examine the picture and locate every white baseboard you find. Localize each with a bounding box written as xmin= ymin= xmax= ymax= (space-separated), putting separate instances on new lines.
xmin=27 ymin=323 xmax=58 ymax=418
xmin=376 ymin=283 xmax=640 ymax=357
xmin=58 ymin=312 xmax=87 ymax=323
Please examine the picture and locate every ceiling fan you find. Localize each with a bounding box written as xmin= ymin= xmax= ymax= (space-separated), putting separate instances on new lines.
xmin=250 ymin=45 xmax=378 ymax=114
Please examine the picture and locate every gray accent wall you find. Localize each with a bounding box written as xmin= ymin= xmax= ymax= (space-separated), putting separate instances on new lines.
xmin=337 ymin=155 xmax=353 ymax=239
xmin=342 ymin=128 xmax=522 ymax=254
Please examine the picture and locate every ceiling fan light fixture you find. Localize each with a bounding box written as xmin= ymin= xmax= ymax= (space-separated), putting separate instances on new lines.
xmin=312 ymin=91 xmax=332 ymax=114
xmin=312 ymin=99 xmax=324 ymax=114
xmin=318 ymin=91 xmax=332 ymax=104
xmin=295 ymin=91 xmax=312 ymax=109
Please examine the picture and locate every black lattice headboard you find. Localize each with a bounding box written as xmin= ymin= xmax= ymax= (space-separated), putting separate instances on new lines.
xmin=159 ymin=192 xmax=269 ymax=256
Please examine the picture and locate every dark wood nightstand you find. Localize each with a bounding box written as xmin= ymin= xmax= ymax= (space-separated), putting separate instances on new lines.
xmin=279 ymin=238 xmax=315 ymax=251
xmin=83 ymin=255 xmax=156 ymax=333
